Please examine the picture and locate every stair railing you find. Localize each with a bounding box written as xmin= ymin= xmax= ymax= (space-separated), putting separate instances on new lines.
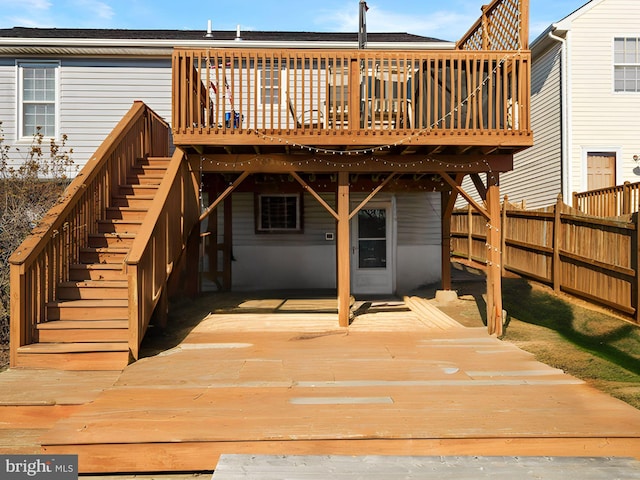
xmin=9 ymin=101 xmax=169 ymax=367
xmin=125 ymin=147 xmax=199 ymax=360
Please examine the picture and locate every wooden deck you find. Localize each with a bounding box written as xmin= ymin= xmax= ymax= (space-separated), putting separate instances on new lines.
xmin=2 ymin=295 xmax=640 ymax=474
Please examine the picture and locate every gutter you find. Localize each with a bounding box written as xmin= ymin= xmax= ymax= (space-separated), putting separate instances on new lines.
xmin=548 ymin=27 xmax=571 ymax=202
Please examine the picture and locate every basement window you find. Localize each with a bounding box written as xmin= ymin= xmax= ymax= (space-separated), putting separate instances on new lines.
xmin=256 ymin=193 xmax=302 ymax=233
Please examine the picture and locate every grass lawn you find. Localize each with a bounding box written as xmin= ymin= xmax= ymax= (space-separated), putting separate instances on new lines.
xmin=439 ymin=262 xmax=640 ymax=410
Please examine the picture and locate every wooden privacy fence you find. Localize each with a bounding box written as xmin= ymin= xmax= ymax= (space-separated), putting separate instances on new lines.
xmin=451 ymin=195 xmax=640 ymax=323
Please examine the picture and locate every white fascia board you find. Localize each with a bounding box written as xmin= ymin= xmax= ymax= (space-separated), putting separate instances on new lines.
xmin=553 ymin=0 xmax=606 ymax=32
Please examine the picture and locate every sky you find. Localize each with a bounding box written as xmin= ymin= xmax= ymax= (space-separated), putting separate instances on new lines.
xmin=0 ymin=0 xmax=590 ymax=42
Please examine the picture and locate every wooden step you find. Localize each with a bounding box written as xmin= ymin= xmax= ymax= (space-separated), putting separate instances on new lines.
xmin=88 ymin=232 xmax=136 ymax=248
xmin=47 ymin=299 xmax=128 ymax=321
xmin=105 ymin=207 xmax=148 ymax=221
xmin=97 ymin=220 xmax=142 ymax=234
xmin=111 ymin=195 xmax=155 ymax=208
xmin=126 ymin=174 xmax=164 ymax=185
xmin=57 ymin=280 xmax=128 ymax=300
xmin=69 ymin=264 xmax=126 ymax=281
xmin=79 ymin=247 xmax=128 ymax=264
xmin=14 ymin=343 xmax=130 ymax=370
xmin=118 ymin=184 xmax=159 ymax=196
xmin=37 ymin=320 xmax=129 ymax=343
xmin=136 ymin=156 xmax=171 ymax=167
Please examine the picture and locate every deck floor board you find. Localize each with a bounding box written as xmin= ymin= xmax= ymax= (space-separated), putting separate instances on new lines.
xmin=3 ymin=298 xmax=640 ymax=473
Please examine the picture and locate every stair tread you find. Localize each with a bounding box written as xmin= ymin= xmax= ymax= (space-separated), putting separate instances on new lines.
xmin=113 ymin=194 xmax=156 ymax=199
xmin=17 ymin=342 xmax=129 ymax=353
xmin=37 ymin=320 xmax=128 ymax=329
xmin=80 ymin=247 xmax=130 ymax=252
xmin=59 ymin=280 xmax=128 ymax=287
xmin=94 ymin=218 xmax=142 ymax=225
xmin=70 ymin=263 xmax=125 ymax=270
xmin=47 ymin=299 xmax=128 ymax=307
xmin=89 ymin=231 xmax=137 ymax=237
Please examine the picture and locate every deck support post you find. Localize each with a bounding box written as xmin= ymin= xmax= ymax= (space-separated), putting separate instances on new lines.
xmin=441 ymin=175 xmax=463 ymax=290
xmin=185 ymin=225 xmax=201 ymax=297
xmin=486 ymin=174 xmax=503 ymax=336
xmin=337 ymin=171 xmax=351 ymax=327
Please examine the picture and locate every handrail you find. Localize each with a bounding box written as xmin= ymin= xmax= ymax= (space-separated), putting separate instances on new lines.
xmin=457 ymin=0 xmax=529 ymax=51
xmin=9 ymin=101 xmax=169 ymax=366
xmin=172 ymin=47 xmax=531 ymax=141
xmin=125 ymin=148 xmax=199 ymax=359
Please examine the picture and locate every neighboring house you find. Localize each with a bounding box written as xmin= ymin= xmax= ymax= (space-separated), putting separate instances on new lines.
xmin=6 ymin=0 xmax=532 ymax=369
xmin=503 ymin=0 xmax=640 ymax=208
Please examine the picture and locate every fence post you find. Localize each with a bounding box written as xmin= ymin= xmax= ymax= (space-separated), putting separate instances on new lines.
xmin=623 ymin=181 xmax=631 ymax=215
xmin=501 ymin=195 xmax=508 ymax=275
xmin=467 ymin=204 xmax=473 ymax=261
xmin=553 ymin=193 xmax=563 ymax=292
xmin=634 ymin=212 xmax=640 ymax=324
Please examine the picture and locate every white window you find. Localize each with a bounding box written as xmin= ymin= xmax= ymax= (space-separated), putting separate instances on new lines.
xmin=256 ymin=193 xmax=302 ymax=233
xmin=614 ymin=38 xmax=640 ymax=92
xmin=261 ymin=61 xmax=280 ymax=105
xmin=18 ymin=62 xmax=58 ymax=138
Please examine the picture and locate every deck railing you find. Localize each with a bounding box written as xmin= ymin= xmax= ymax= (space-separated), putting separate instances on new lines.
xmin=125 ymin=148 xmax=199 ymax=359
xmin=573 ymin=181 xmax=640 ymax=217
xmin=172 ymin=47 xmax=531 ymax=144
xmin=9 ymin=102 xmax=169 ymax=365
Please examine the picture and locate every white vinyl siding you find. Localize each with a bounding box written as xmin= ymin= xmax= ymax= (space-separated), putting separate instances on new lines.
xmin=0 ymin=60 xmax=17 ymax=142
xmin=505 ymin=42 xmax=563 ymax=208
xmin=230 ymin=191 xmax=441 ymax=292
xmin=57 ymin=58 xmax=172 ymax=169
xmin=567 ymin=0 xmax=640 ymax=193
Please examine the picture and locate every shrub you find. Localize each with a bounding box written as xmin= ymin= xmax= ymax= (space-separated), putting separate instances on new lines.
xmin=0 ymin=123 xmax=75 ymax=347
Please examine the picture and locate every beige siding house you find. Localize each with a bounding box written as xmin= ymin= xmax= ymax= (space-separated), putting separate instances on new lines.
xmin=502 ymin=0 xmax=640 ymax=208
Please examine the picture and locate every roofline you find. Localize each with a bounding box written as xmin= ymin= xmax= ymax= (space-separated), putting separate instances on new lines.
xmin=552 ymin=0 xmax=605 ymax=33
xmin=0 ymin=37 xmax=455 ymax=49
xmin=529 ymin=0 xmax=605 ymax=52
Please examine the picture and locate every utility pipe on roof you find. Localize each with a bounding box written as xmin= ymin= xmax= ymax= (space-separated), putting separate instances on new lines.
xmin=548 ymin=28 xmax=570 ymax=201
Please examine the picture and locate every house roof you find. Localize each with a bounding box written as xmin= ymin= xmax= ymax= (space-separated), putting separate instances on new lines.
xmin=0 ymin=27 xmax=443 ymax=43
xmin=0 ymin=27 xmax=452 ymax=56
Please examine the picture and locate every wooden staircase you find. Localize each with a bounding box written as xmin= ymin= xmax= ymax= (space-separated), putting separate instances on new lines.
xmin=14 ymin=157 xmax=170 ymax=371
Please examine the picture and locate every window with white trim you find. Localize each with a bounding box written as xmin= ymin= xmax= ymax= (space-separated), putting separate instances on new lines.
xmin=19 ymin=62 xmax=58 ymax=138
xmin=261 ymin=60 xmax=280 ymax=105
xmin=614 ymin=37 xmax=640 ymax=92
xmin=256 ymin=193 xmax=302 ymax=233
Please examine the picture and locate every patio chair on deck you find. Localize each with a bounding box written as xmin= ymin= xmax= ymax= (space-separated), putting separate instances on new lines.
xmin=286 ymin=93 xmax=324 ymax=129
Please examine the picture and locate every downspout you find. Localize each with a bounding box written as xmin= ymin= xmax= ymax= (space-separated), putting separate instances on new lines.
xmin=548 ymin=28 xmax=570 ymax=201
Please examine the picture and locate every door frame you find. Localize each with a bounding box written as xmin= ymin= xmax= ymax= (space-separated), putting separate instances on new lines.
xmin=581 ymin=146 xmax=622 ymax=191
xmin=350 ymin=197 xmax=396 ymax=295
